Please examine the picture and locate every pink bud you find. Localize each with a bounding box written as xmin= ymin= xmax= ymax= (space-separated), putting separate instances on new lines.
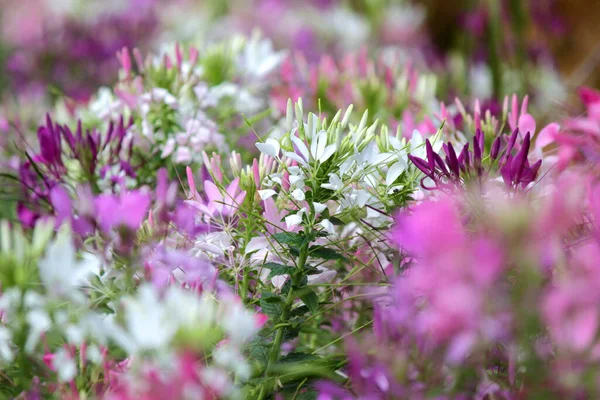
xmin=186 ymin=166 xmax=199 ymax=201
xmin=117 ymin=47 xmax=131 ymax=77
xmin=252 ymin=158 xmax=260 ymax=188
xmin=133 ymin=47 xmax=144 ymax=72
xmin=175 ymin=43 xmax=183 ymax=71
xmin=189 ymin=46 xmax=199 ymax=65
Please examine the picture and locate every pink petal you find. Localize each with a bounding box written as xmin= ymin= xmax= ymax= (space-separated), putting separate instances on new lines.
xmin=570 ymin=308 xmax=598 ymax=351
xmin=518 ymin=113 xmax=536 ymax=137
xmin=535 ymin=123 xmax=559 ymax=150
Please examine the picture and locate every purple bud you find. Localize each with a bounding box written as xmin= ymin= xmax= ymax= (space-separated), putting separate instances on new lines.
xmin=425 ymin=139 xmax=435 ymax=171
xmin=60 ymin=125 xmax=76 ymax=153
xmin=510 ymin=132 xmax=531 ymax=184
xmin=433 ymin=152 xmax=448 ymax=175
xmin=473 ymin=134 xmax=482 ymax=164
xmin=104 ymin=121 xmax=115 ymax=148
xmin=490 ymin=136 xmax=502 ymax=160
xmin=504 ymin=128 xmax=519 ymax=162
xmin=446 ymin=142 xmax=460 ymax=177
xmin=500 ymin=161 xmax=512 ymax=186
xmin=408 ymin=155 xmax=432 ymax=175
xmin=475 ymin=128 xmax=485 ymax=155
xmin=458 ymin=143 xmax=470 ymax=171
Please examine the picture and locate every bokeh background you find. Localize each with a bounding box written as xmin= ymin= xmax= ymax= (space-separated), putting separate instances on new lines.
xmin=0 ymin=0 xmax=599 ymax=124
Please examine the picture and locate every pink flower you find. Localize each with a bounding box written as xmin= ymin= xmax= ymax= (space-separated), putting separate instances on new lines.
xmin=185 ymin=167 xmax=246 ymax=220
xmin=95 ymin=191 xmax=151 ymax=233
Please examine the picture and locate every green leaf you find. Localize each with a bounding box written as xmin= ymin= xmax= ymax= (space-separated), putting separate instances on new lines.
xmin=309 ymin=246 xmax=346 ymax=260
xmin=259 ymin=294 xmax=284 ymax=320
xmin=272 ymin=232 xmax=302 ymax=245
xmin=263 ymin=263 xmax=296 ymax=279
xmin=328 ymin=216 xmax=345 ymax=226
xmin=249 ymin=343 xmax=270 ymax=368
xmin=289 ymin=305 xmax=310 ymax=318
xmin=283 ymin=325 xmax=301 ymax=341
xmin=300 ymin=290 xmax=319 ymax=314
xmin=280 ymin=352 xmax=319 ymax=364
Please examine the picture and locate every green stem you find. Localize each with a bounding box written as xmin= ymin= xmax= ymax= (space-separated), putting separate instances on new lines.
xmin=259 ymin=237 xmax=311 ymax=399
xmin=487 ymin=0 xmax=503 ymax=99
xmin=241 ymin=265 xmax=250 ymax=301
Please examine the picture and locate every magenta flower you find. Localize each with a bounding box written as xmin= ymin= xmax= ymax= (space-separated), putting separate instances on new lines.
xmin=408 ymin=128 xmax=542 ymax=191
xmin=95 ymin=191 xmax=150 ymax=233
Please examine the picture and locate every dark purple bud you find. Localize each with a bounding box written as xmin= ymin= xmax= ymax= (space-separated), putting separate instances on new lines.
xmin=425 ymin=139 xmax=435 ymax=170
xmin=504 ymin=128 xmax=519 ymax=162
xmin=500 ymin=161 xmax=512 ymax=187
xmin=45 ymin=114 xmax=55 ymax=138
xmin=458 ymin=143 xmax=470 ymax=171
xmin=87 ymin=133 xmax=98 ymax=161
xmin=475 ymin=128 xmax=485 ymax=155
xmin=104 ymin=121 xmax=115 ymax=148
xmin=76 ymin=119 xmax=83 ymax=142
xmin=408 ymin=154 xmax=432 ymax=175
xmin=520 ymin=159 xmax=542 ymax=187
xmin=510 ymin=132 xmax=531 ymax=184
xmin=490 ymin=136 xmax=502 ymax=160
xmin=445 ymin=142 xmax=460 ymax=177
xmin=473 ymin=134 xmax=482 ymax=164
xmin=433 ymin=152 xmax=448 ymax=175
xmin=38 ymin=127 xmax=53 ymax=163
xmin=60 ymin=125 xmax=76 ymax=153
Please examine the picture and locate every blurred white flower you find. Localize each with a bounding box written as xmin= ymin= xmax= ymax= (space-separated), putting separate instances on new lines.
xmin=38 ymin=226 xmax=100 ymax=302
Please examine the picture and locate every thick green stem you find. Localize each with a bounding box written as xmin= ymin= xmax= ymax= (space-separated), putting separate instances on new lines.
xmin=259 ymin=238 xmax=310 ymax=399
xmin=267 ymin=243 xmax=308 ymax=367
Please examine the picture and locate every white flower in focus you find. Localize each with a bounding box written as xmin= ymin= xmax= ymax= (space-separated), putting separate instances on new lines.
xmin=321 ymin=173 xmax=344 ymax=191
xmin=256 ymin=138 xmax=281 ymax=158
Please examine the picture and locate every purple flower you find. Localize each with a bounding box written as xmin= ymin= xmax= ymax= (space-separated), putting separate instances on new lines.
xmin=95 ymin=191 xmax=150 ymax=233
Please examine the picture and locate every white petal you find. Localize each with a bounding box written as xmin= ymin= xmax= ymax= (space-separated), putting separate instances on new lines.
xmin=291 ymin=135 xmax=310 ymax=162
xmin=318 ymin=144 xmax=337 ymax=163
xmin=245 ymin=237 xmax=269 ymax=254
xmin=320 ymin=219 xmax=335 ymax=234
xmin=255 ymin=138 xmax=280 ymax=158
xmin=314 ymin=130 xmax=328 ymax=161
xmin=291 ymin=189 xmax=305 ymax=201
xmin=284 ymin=151 xmax=308 ymax=166
xmin=258 ymin=189 xmax=277 ymax=200
xmin=285 ymin=214 xmax=303 ymax=228
xmin=308 ymin=269 xmax=337 ymax=284
xmin=313 ymin=202 xmax=327 ymax=214
xmin=386 ymin=161 xmax=407 ymax=186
